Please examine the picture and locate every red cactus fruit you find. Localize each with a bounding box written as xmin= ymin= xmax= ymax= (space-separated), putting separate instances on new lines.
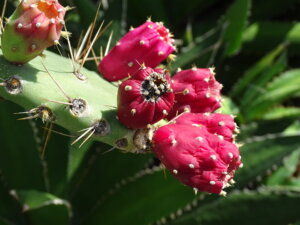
xmin=152 ymin=119 xmax=242 ymax=195
xmin=117 ymin=67 xmax=174 ymax=129
xmin=168 ymin=68 xmax=222 ymax=120
xmin=98 ymin=20 xmax=175 ymax=82
xmin=174 ymin=112 xmax=239 ymax=143
xmin=1 ymin=0 xmax=66 ymax=64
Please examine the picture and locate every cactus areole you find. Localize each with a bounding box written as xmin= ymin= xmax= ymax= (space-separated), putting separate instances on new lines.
xmin=117 ymin=67 xmax=174 ymax=129
xmin=1 ymin=0 xmax=66 ymax=64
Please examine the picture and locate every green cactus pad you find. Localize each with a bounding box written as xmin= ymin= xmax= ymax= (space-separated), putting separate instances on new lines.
xmin=0 ymin=49 xmax=137 ymax=152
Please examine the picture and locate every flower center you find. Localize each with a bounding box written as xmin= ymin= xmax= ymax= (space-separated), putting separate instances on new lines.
xmin=141 ymin=72 xmax=171 ymax=102
xmin=37 ymin=1 xmax=59 ymax=19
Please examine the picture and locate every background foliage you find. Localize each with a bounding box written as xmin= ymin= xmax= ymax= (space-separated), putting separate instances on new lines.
xmin=1 ymin=0 xmax=300 ymax=224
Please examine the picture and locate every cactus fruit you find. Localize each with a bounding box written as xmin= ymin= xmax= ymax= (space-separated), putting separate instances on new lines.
xmin=98 ymin=21 xmax=175 ymax=82
xmin=168 ymin=68 xmax=222 ymax=120
xmin=117 ymin=67 xmax=174 ymax=129
xmin=174 ymin=112 xmax=239 ymax=143
xmin=1 ymin=0 xmax=66 ymax=64
xmin=152 ymin=113 xmax=242 ymax=194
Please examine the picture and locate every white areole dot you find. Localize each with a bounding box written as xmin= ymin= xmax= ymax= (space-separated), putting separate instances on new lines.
xmin=189 ymin=164 xmax=195 ymax=169
xmin=210 ymin=181 xmax=216 ymax=185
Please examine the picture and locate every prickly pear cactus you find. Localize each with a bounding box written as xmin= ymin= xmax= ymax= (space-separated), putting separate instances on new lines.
xmin=1 ymin=0 xmax=300 ymax=224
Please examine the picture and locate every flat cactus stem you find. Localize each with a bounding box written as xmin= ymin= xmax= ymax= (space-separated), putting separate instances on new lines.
xmin=0 ymin=49 xmax=136 ymax=152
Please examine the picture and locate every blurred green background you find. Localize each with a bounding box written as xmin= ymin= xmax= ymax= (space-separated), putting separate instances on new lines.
xmin=1 ymin=0 xmax=300 ymax=224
